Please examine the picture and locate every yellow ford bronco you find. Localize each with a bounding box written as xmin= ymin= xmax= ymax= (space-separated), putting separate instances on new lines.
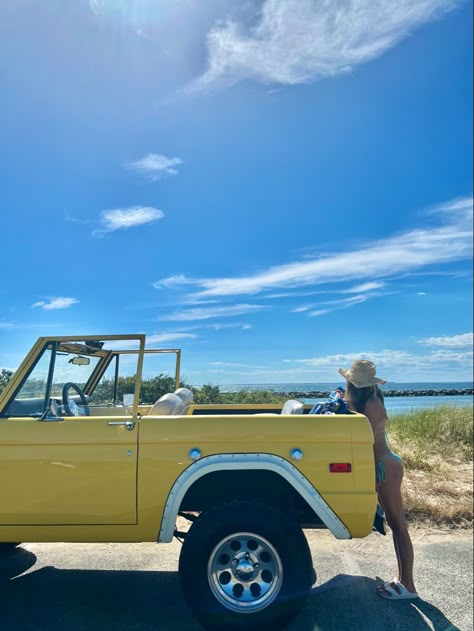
xmin=0 ymin=335 xmax=377 ymax=630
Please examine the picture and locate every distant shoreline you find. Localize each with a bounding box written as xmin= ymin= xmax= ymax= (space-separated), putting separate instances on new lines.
xmin=264 ymin=388 xmax=474 ymax=398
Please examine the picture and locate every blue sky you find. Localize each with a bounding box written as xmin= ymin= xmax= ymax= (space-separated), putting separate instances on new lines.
xmin=0 ymin=0 xmax=472 ymax=384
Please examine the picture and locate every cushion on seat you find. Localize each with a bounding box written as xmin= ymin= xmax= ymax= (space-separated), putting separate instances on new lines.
xmin=281 ymin=399 xmax=305 ymax=415
xmin=147 ymin=393 xmax=185 ymax=416
xmin=174 ymin=387 xmax=194 ymax=405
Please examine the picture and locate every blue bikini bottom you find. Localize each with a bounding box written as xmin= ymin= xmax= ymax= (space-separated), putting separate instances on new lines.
xmin=376 ymin=452 xmax=402 ymax=484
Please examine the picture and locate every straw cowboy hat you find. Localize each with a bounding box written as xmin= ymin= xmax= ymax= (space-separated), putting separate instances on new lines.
xmin=338 ymin=360 xmax=386 ymax=388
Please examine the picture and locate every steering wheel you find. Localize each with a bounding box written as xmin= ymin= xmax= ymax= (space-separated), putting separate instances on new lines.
xmin=62 ymin=382 xmax=90 ymax=416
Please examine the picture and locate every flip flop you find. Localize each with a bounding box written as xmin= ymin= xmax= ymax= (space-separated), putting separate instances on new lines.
xmin=376 ymin=581 xmax=394 ymax=594
xmin=377 ymin=580 xmax=418 ymax=601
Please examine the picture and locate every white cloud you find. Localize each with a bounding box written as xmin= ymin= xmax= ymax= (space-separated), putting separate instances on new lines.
xmin=343 ymin=282 xmax=385 ymax=293
xmin=153 ymin=275 xmax=199 ymax=290
xmin=146 ymin=333 xmax=198 ymax=344
xmin=307 ymin=309 xmax=330 ymax=317
xmin=211 ymin=362 xmax=268 ymax=369
xmin=208 ymin=322 xmax=253 ymax=331
xmin=287 ymin=347 xmax=473 ymax=375
xmin=0 ymin=322 xmax=15 ymax=329
xmin=93 ymin=206 xmax=164 ymax=237
xmin=181 ymin=196 xmax=472 ymax=298
xmin=161 ymin=304 xmax=265 ymax=321
xmin=31 ymin=297 xmax=79 ymax=311
xmin=89 ymin=0 xmax=102 ymax=15
xmin=292 ymin=306 xmax=311 ymax=313
xmin=127 ymin=153 xmax=183 ymax=181
xmin=292 ymin=293 xmax=371 ymax=315
xmin=418 ymin=332 xmax=473 ymax=348
xmin=195 ymin=0 xmax=456 ymax=89
xmin=309 ymin=294 xmax=369 ymax=316
xmin=155 ymin=322 xmax=252 ymax=333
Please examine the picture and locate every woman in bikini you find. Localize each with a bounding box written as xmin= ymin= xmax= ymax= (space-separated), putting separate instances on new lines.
xmin=338 ymin=359 xmax=418 ymax=600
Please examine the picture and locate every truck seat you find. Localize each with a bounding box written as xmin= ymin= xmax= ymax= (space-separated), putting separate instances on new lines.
xmin=174 ymin=387 xmax=194 ymax=405
xmin=147 ymin=393 xmax=185 ymax=416
xmin=281 ymin=399 xmax=305 ymax=415
xmin=174 ymin=387 xmax=194 ymax=414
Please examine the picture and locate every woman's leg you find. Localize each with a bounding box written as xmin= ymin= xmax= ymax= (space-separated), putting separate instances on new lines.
xmin=377 ymin=493 xmax=402 ymax=581
xmin=377 ymin=458 xmax=416 ymax=593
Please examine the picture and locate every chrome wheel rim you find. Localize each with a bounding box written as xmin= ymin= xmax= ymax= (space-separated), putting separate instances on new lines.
xmin=208 ymin=531 xmax=283 ymax=613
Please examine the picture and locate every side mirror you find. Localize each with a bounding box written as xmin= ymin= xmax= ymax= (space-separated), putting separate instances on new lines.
xmin=69 ymin=356 xmax=90 ymax=366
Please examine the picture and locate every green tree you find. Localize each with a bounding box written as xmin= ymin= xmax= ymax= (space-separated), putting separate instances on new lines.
xmin=0 ymin=369 xmax=14 ymax=395
xmin=193 ymin=384 xmax=222 ymax=404
xmin=91 ymin=374 xmax=192 ymax=404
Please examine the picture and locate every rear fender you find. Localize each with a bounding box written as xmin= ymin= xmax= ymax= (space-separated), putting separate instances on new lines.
xmin=158 ymin=453 xmax=351 ymax=542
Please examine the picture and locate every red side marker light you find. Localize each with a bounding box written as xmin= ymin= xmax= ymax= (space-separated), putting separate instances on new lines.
xmin=330 ymin=463 xmax=352 ymax=473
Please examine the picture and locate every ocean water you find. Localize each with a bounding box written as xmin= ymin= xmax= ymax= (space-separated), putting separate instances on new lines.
xmin=220 ymin=382 xmax=473 ymax=414
xmin=221 ymin=381 xmax=473 ymax=393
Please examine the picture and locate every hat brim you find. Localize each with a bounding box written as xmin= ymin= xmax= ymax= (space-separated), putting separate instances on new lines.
xmin=338 ymin=367 xmax=386 ymax=387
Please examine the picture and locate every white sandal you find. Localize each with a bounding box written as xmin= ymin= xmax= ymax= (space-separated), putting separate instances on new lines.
xmin=378 ymin=580 xmax=418 ymax=600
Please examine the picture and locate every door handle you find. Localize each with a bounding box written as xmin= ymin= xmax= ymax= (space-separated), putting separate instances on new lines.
xmin=107 ymin=421 xmax=135 ymax=431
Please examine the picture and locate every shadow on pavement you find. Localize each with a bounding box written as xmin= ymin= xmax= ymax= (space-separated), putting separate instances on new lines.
xmin=293 ymin=574 xmax=461 ymax=631
xmin=0 ymin=555 xmax=200 ymax=631
xmin=0 ymin=545 xmax=37 ymax=582
xmin=0 ymin=554 xmax=460 ymax=631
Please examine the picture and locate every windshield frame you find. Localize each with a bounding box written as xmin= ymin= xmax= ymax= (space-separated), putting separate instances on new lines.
xmin=0 ymin=334 xmax=150 ymax=417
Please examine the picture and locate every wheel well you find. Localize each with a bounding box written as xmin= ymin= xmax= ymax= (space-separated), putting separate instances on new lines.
xmin=179 ymin=469 xmax=323 ymax=527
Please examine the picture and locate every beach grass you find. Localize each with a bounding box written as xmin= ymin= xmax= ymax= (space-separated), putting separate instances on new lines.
xmin=387 ymin=407 xmax=473 ymax=528
xmin=387 ymin=406 xmax=473 ymax=461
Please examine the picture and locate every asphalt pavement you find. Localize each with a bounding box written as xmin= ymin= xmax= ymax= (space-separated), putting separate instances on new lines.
xmin=0 ymin=529 xmax=471 ymax=631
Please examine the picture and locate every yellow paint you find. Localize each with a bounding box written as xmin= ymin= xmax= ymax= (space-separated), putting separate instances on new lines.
xmin=138 ymin=413 xmax=376 ymax=539
xmin=0 ymin=335 xmax=377 ymax=543
xmin=0 ymin=416 xmax=138 ymax=525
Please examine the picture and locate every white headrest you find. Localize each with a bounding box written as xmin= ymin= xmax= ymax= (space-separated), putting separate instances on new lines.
xmin=174 ymin=387 xmax=194 ymax=405
xmin=281 ymin=399 xmax=305 ymax=415
xmin=148 ymin=392 xmax=185 ymax=416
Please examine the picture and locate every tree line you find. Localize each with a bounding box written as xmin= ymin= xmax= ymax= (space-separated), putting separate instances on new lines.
xmin=0 ymin=369 xmax=284 ymax=405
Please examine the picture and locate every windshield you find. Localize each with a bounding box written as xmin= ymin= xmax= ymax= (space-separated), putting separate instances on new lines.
xmin=3 ymin=341 xmax=103 ymax=417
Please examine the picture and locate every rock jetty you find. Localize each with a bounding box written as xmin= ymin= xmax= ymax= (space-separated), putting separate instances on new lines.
xmin=278 ymin=388 xmax=473 ymax=399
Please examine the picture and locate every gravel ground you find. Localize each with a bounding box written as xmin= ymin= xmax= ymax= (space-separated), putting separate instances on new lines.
xmin=0 ymin=528 xmax=471 ymax=631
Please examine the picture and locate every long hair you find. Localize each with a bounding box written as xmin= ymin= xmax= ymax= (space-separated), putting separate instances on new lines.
xmin=345 ymin=382 xmax=387 ymax=415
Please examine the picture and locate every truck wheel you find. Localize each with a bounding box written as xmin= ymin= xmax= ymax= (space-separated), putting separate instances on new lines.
xmin=179 ymin=501 xmax=314 ymax=631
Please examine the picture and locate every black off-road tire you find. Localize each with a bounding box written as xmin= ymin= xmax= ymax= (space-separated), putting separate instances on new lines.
xmin=179 ymin=500 xmax=314 ymax=631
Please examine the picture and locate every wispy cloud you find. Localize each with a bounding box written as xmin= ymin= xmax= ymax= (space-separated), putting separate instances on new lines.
xmin=194 ymin=0 xmax=456 ymax=89
xmin=418 ymin=332 xmax=473 ymax=348
xmin=308 ymin=294 xmax=369 ymax=316
xmin=127 ymin=153 xmax=183 ymax=181
xmin=153 ymin=275 xmax=199 ymax=290
xmin=208 ymin=322 xmax=252 ymax=331
xmin=32 ymin=297 xmax=79 ymax=311
xmin=164 ymin=322 xmax=252 ymax=332
xmin=169 ymin=196 xmax=472 ymax=299
xmin=65 ymin=214 xmax=91 ymax=225
xmin=0 ymin=321 xmax=15 ymax=329
xmin=161 ymin=304 xmax=265 ymax=321
xmin=285 ymin=347 xmax=473 ymax=376
xmin=343 ymin=282 xmax=385 ymax=293
xmin=93 ymin=206 xmax=164 ymax=237
xmin=211 ymin=362 xmax=268 ymax=369
xmin=260 ymin=282 xmax=387 ymax=301
xmin=146 ymin=332 xmax=198 ymax=344
xmin=292 ymin=293 xmax=373 ymax=315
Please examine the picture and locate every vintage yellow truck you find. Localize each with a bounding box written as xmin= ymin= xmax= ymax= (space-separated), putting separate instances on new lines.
xmin=0 ymin=334 xmax=377 ymax=630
